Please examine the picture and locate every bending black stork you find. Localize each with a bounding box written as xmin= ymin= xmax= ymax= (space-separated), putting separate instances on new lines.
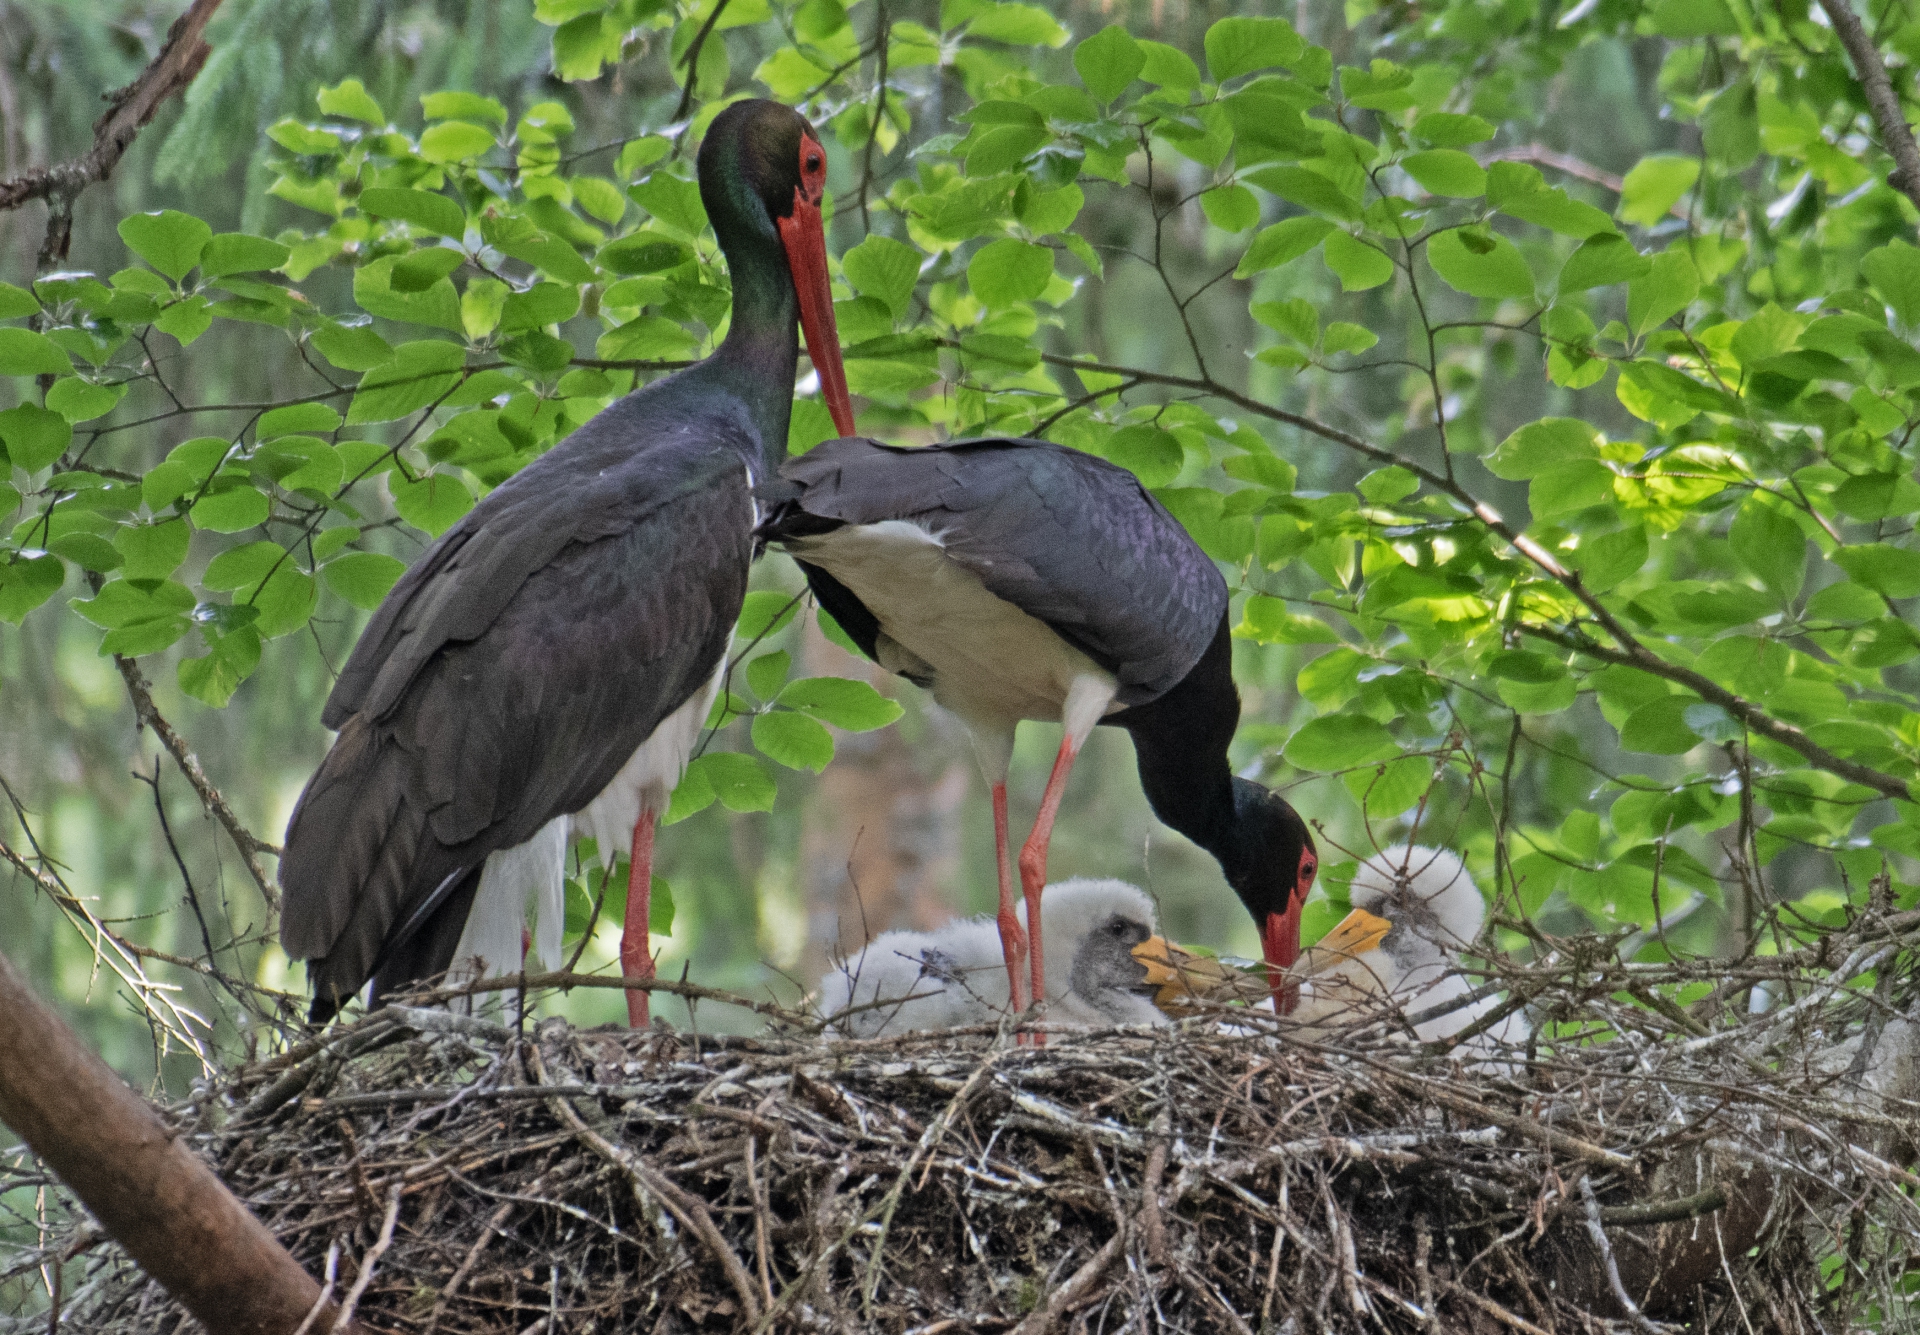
xmin=763 ymin=437 xmax=1318 ymax=1014
xmin=280 ymin=100 xmax=857 ymax=1025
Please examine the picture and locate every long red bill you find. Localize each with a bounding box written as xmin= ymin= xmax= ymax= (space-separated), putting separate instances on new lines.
xmin=1262 ymin=898 xmax=1303 ymax=1016
xmin=777 ymin=193 xmax=856 ymax=438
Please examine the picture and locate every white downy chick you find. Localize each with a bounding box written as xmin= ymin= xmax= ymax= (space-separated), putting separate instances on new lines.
xmin=818 ymin=878 xmax=1173 ymax=1038
xmin=1290 ymin=845 xmax=1526 ymax=1051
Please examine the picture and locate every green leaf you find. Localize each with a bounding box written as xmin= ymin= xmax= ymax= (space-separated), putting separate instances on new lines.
xmin=1558 ymin=233 xmax=1651 ymax=292
xmin=1646 ymin=0 xmax=1738 ymax=34
xmin=153 ymin=295 xmax=212 ymax=346
xmin=347 ymin=341 xmax=466 ymax=423
xmin=204 ymin=540 xmax=285 ymax=591
xmin=178 ymin=626 xmax=261 ymax=707
xmin=1243 ymin=166 xmax=1361 ymax=222
xmin=190 ymin=484 xmax=270 ymax=533
xmin=1626 ymin=250 xmax=1699 ymax=335
xmin=118 ymin=210 xmax=212 ymax=281
xmin=1620 ymin=696 xmax=1704 ymax=755
xmin=391 ymin=472 xmax=474 ymax=537
xmin=353 ymin=257 xmax=462 ymax=332
xmin=1401 ymin=150 xmax=1486 ymax=198
xmin=49 ymin=533 xmax=121 ymax=572
xmin=1412 ymin=113 xmax=1496 ymax=148
xmin=501 ymin=282 xmax=582 ymax=331
xmin=737 ymin=589 xmax=802 ymax=642
xmin=1074 ymin=24 xmax=1145 ymax=102
xmin=842 ymin=235 xmax=922 ymax=318
xmin=115 ymin=520 xmax=190 ymax=580
xmin=1427 ymin=228 xmax=1533 ymax=299
xmin=1485 ymin=417 xmax=1601 ymax=480
xmin=1345 ymin=755 xmax=1432 ymax=818
xmin=1205 ymin=15 xmax=1304 ymax=81
xmin=0 ymin=281 xmax=41 ymax=319
xmin=1199 ymin=185 xmax=1260 ymax=232
xmin=0 ymin=404 xmax=72 ymax=472
xmin=418 ymin=122 xmax=495 ymax=164
xmin=1017 ymin=184 xmax=1083 ymax=237
xmin=1568 ymin=526 xmax=1647 ymax=594
xmin=422 ymin=91 xmax=507 ymax=123
xmin=968 ymin=238 xmax=1053 ymax=308
xmin=201 ymin=233 xmax=291 ymax=277
xmin=1285 ymin=714 xmax=1401 ymax=770
xmin=323 ymin=551 xmax=407 ymax=609
xmin=317 ymin=78 xmax=385 ymax=124
xmin=694 ymin=751 xmax=776 ymax=813
xmin=1531 ymin=461 xmax=1616 ymax=516
xmin=1861 ymin=239 xmax=1920 ymax=326
xmin=1235 ymin=217 xmax=1334 ymax=277
xmin=1235 ymin=594 xmax=1338 ymax=644
xmin=1832 ymin=544 xmax=1920 ymax=598
xmin=258 ymin=403 xmax=342 ymax=437
xmin=358 ymin=187 xmax=467 ymax=238
xmin=1106 ymin=425 xmax=1183 ymax=488
xmin=1356 ymin=464 xmax=1415 ymax=501
xmin=778 ymin=675 xmax=905 ymax=731
xmin=965 ymin=2 xmax=1068 ymax=46
xmin=0 ymin=555 xmax=65 ymax=623
xmin=311 ymin=322 xmax=392 ymax=372
xmin=752 ymin=710 xmax=835 ymax=772
xmin=745 ymin=649 xmax=791 ymax=700
xmin=626 ymin=174 xmax=708 ymax=238
xmin=0 ymin=328 xmax=72 ymax=376
xmin=1138 ymin=39 xmax=1200 ymax=89
xmin=1323 ymin=231 xmax=1393 ymax=291
xmin=1618 ymin=155 xmax=1699 ymax=227
xmin=1322 ymin=322 xmax=1378 ymax=355
xmin=44 ymin=377 xmax=125 ymax=423
xmin=1728 ymin=500 xmax=1805 ymax=602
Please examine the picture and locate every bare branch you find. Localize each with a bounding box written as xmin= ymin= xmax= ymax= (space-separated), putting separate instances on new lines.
xmin=1815 ymin=0 xmax=1920 ymax=213
xmin=0 ymin=0 xmax=225 ymax=264
xmin=114 ymin=657 xmax=282 ymax=909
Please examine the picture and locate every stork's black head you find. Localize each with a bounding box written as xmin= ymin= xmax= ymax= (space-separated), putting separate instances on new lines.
xmin=1223 ymin=777 xmax=1318 ymax=1011
xmin=695 ymin=100 xmax=852 ymax=434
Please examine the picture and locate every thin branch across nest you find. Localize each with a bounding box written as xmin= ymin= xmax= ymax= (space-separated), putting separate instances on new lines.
xmin=7 ymin=925 xmax=1920 ymax=1335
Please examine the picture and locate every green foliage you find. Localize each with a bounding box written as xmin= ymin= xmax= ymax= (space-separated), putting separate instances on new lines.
xmin=4 ymin=0 xmax=1920 ymax=1088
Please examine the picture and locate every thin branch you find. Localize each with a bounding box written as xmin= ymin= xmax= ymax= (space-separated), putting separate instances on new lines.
xmin=0 ymin=0 xmax=224 ymax=261
xmin=1815 ymin=0 xmax=1920 ymax=212
xmin=671 ymin=0 xmax=734 ymax=124
xmin=1007 ymin=345 xmax=1916 ymax=803
xmin=113 ymin=658 xmax=281 ymax=908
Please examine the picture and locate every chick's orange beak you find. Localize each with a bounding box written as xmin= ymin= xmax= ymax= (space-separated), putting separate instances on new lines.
xmin=1298 ymin=908 xmax=1393 ymax=978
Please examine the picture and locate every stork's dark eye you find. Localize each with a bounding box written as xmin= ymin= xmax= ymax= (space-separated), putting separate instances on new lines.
xmin=807 ymin=153 xmax=822 ymax=171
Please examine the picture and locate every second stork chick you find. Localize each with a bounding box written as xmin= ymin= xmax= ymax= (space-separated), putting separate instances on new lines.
xmin=1290 ymin=845 xmax=1525 ymax=1048
xmin=819 ymin=879 xmax=1172 ymax=1038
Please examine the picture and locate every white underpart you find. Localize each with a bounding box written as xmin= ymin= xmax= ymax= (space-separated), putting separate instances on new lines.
xmin=817 ymin=878 xmax=1168 ymax=1038
xmin=575 ymin=663 xmax=725 ymax=872
xmin=443 ymin=662 xmax=725 ymax=1002
xmin=786 ymin=521 xmax=1119 ymax=783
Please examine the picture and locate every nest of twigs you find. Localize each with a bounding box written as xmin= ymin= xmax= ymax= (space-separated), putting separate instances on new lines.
xmin=11 ymin=906 xmax=1920 ymax=1335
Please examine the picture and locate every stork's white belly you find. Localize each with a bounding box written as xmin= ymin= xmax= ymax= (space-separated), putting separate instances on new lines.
xmin=446 ymin=662 xmax=723 ymax=995
xmin=786 ymin=521 xmax=1119 ymax=732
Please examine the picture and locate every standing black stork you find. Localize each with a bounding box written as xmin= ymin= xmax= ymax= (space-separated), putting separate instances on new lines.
xmin=763 ymin=437 xmax=1319 ymax=1014
xmin=280 ymin=100 xmax=857 ymax=1025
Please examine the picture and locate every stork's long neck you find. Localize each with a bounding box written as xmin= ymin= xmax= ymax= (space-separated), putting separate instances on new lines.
xmin=706 ymin=232 xmax=801 ymax=474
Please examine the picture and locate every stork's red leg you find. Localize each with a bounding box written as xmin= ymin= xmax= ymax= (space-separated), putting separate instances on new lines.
xmin=621 ymin=811 xmax=658 ymax=1028
xmin=990 ymin=782 xmax=1031 ymax=1015
xmin=1016 ymin=736 xmax=1082 ymax=1027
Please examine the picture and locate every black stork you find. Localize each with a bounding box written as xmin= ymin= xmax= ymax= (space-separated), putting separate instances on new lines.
xmin=280 ymin=100 xmax=858 ymax=1025
xmin=763 ymin=437 xmax=1319 ymax=1015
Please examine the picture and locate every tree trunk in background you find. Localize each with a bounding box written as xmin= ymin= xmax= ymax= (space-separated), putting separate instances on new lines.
xmin=797 ymin=618 xmax=968 ymax=985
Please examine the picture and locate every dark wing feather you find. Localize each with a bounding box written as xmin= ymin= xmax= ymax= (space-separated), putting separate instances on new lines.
xmin=284 ymin=446 xmax=752 ymax=1018
xmin=776 ymin=437 xmax=1226 ymax=706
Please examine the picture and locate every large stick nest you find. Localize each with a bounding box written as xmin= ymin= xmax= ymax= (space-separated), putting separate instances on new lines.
xmin=10 ymin=910 xmax=1920 ymax=1335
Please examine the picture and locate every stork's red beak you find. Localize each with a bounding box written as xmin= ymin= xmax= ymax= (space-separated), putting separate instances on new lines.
xmin=777 ymin=190 xmax=855 ymax=438
xmin=1262 ymin=902 xmax=1302 ymax=1016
